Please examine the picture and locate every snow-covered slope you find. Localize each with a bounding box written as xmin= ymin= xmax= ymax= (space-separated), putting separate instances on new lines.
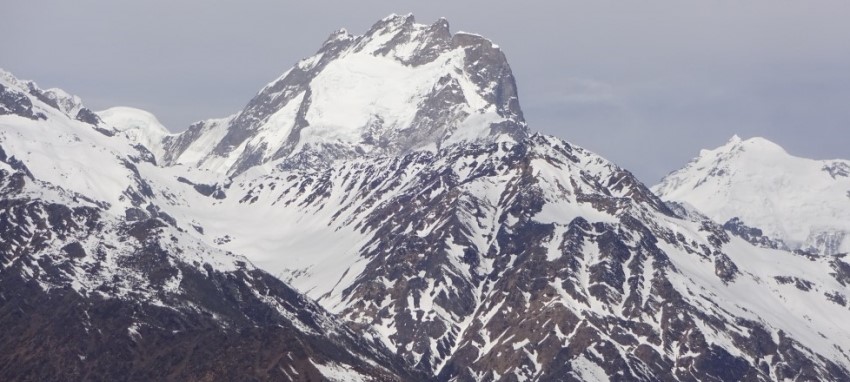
xmin=160 ymin=14 xmax=526 ymax=176
xmin=194 ymin=132 xmax=850 ymax=381
xmin=654 ymin=135 xmax=850 ymax=256
xmin=3 ymin=15 xmax=850 ymax=382
xmin=0 ymin=70 xmax=423 ymax=382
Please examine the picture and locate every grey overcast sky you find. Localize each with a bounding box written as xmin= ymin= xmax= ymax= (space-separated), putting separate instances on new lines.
xmin=3 ymin=1 xmax=849 ymax=183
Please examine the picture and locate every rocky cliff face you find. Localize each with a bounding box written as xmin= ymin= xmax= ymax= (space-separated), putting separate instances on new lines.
xmin=2 ymin=14 xmax=850 ymax=382
xmin=159 ymin=14 xmax=526 ymax=176
xmin=214 ymin=133 xmax=850 ymax=381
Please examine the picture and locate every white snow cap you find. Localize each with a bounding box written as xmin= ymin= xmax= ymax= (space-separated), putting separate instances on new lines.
xmin=654 ymin=135 xmax=850 ymax=255
xmin=97 ymin=106 xmax=169 ymax=135
xmin=97 ymin=106 xmax=170 ymax=160
xmin=160 ymin=14 xmax=526 ymax=176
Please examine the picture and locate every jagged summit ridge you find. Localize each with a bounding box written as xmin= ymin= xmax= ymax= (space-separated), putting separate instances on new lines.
xmin=655 ymin=135 xmax=850 ymax=255
xmin=0 ymin=69 xmax=89 ymax=123
xmin=159 ymin=14 xmax=527 ymax=176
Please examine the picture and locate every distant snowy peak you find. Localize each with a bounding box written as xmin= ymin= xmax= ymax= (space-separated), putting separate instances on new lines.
xmin=97 ymin=106 xmax=170 ymax=160
xmin=161 ymin=14 xmax=527 ymax=176
xmin=0 ymin=68 xmax=98 ymax=124
xmin=701 ymin=134 xmax=787 ymax=161
xmin=654 ymin=135 xmax=850 ymax=255
xmin=98 ymin=106 xmax=169 ymax=135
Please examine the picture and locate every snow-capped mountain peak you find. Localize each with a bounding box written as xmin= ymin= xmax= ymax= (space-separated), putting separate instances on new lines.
xmin=0 ymin=68 xmax=99 ymax=124
xmin=5 ymin=15 xmax=850 ymax=381
xmin=694 ymin=135 xmax=789 ymax=165
xmin=97 ymin=106 xmax=168 ymax=135
xmin=159 ymin=14 xmax=527 ymax=176
xmin=0 ymin=68 xmax=30 ymax=91
xmin=97 ymin=106 xmax=171 ymax=161
xmin=655 ymin=135 xmax=850 ymax=255
xmin=725 ymin=134 xmax=787 ymax=154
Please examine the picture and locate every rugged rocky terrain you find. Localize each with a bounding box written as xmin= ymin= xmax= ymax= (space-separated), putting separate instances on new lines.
xmin=158 ymin=14 xmax=525 ymax=176
xmin=0 ymin=65 xmax=423 ymax=382
xmin=2 ymin=14 xmax=850 ymax=382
